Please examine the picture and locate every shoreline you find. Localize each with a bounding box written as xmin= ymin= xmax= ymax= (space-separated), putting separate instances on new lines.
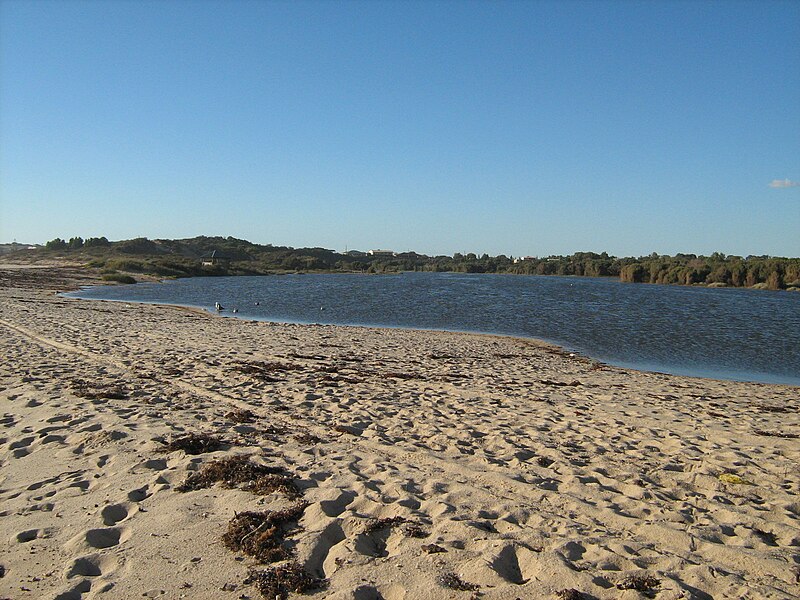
xmin=87 ymin=297 xmax=800 ymax=388
xmin=1 ymin=264 xmax=799 ymax=599
xmin=64 ymin=275 xmax=800 ymax=388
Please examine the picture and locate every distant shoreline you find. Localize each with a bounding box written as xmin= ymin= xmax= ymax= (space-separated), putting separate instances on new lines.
xmin=3 ymin=235 xmax=799 ymax=292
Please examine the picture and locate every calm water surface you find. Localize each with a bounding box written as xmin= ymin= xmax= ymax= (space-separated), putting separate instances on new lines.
xmin=67 ymin=273 xmax=800 ymax=385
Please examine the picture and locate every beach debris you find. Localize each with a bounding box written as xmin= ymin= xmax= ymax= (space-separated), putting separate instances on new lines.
xmin=718 ymin=473 xmax=753 ymax=485
xmin=243 ymin=474 xmax=302 ymax=499
xmin=225 ymin=409 xmax=256 ymax=423
xmin=177 ymin=455 xmax=297 ymax=496
xmin=384 ymin=371 xmax=424 ymax=380
xmin=539 ymin=379 xmax=582 ymax=387
xmin=70 ymin=379 xmax=127 ymax=400
xmin=422 ymin=543 xmax=447 ymax=554
xmin=245 ymin=563 xmax=327 ymax=600
xmin=556 ymin=590 xmax=592 ymax=600
xmin=288 ymin=351 xmax=326 ymax=360
xmin=360 ymin=516 xmax=428 ymax=538
xmin=364 ymin=516 xmax=407 ymax=533
xmin=222 ymin=503 xmax=307 ymax=563
xmin=402 ymin=522 xmax=430 ymax=538
xmin=160 ymin=432 xmax=223 ymax=455
xmin=332 ymin=424 xmax=362 ymax=436
xmin=294 ymin=432 xmax=323 ymax=445
xmin=615 ymin=573 xmax=660 ymax=592
xmin=753 ymin=429 xmax=799 ymax=439
xmin=234 ymin=360 xmax=304 ymax=375
xmin=756 ymin=404 xmax=793 ymax=413
xmin=438 ymin=572 xmax=479 ymax=591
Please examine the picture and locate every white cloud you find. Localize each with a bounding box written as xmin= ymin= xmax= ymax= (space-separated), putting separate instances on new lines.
xmin=768 ymin=178 xmax=800 ymax=188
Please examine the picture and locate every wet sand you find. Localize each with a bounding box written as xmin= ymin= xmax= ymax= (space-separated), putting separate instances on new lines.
xmin=1 ymin=265 xmax=798 ymax=599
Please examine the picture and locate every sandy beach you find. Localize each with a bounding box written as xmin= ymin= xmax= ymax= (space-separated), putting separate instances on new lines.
xmin=1 ymin=265 xmax=798 ymax=600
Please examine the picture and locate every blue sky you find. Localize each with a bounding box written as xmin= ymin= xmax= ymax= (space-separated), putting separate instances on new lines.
xmin=1 ymin=0 xmax=798 ymax=257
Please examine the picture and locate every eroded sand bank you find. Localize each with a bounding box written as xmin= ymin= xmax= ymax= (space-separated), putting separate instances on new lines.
xmin=1 ymin=266 xmax=798 ymax=599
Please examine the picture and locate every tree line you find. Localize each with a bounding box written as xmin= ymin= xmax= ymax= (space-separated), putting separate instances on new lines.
xmin=37 ymin=236 xmax=800 ymax=290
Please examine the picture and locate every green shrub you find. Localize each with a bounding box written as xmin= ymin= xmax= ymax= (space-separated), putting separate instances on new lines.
xmin=105 ymin=258 xmax=147 ymax=272
xmin=101 ymin=273 xmax=136 ymax=284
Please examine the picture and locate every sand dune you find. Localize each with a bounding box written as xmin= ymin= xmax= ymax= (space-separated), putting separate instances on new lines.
xmin=1 ymin=266 xmax=798 ymax=599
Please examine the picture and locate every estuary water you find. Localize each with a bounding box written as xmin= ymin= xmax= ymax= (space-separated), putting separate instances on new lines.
xmin=66 ymin=272 xmax=800 ymax=385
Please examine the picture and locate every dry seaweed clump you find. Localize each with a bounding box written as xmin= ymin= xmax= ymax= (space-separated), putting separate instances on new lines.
xmin=754 ymin=429 xmax=799 ymax=439
xmin=243 ymin=474 xmax=302 ymax=499
xmin=438 ymin=572 xmax=479 ymax=591
xmin=246 ymin=563 xmax=327 ymax=600
xmin=177 ymin=455 xmax=290 ymax=493
xmin=363 ymin=516 xmax=428 ymax=538
xmin=160 ymin=432 xmax=223 ymax=455
xmin=70 ymin=379 xmax=127 ymax=400
xmin=616 ymin=573 xmax=660 ymax=592
xmin=233 ymin=360 xmax=304 ymax=382
xmin=402 ymin=522 xmax=429 ymax=538
xmin=556 ymin=590 xmax=592 ymax=600
xmin=294 ymin=432 xmax=323 ymax=445
xmin=225 ymin=409 xmax=256 ymax=423
xmin=222 ymin=504 xmax=307 ymax=563
xmin=364 ymin=516 xmax=407 ymax=533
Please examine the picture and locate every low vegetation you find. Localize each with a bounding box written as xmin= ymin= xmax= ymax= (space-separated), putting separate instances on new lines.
xmin=9 ymin=235 xmax=798 ymax=290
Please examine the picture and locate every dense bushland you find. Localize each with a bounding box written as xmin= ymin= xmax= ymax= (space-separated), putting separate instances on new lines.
xmin=30 ymin=236 xmax=800 ymax=290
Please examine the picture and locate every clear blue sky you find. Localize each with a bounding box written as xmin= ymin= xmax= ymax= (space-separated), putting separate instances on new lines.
xmin=1 ymin=0 xmax=798 ymax=257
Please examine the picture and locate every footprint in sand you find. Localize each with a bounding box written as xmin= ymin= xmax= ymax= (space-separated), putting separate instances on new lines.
xmin=303 ymin=520 xmax=347 ymax=578
xmin=319 ymin=490 xmax=357 ymax=517
xmin=352 ymin=584 xmax=408 ymax=600
xmin=8 ymin=435 xmax=35 ymax=458
xmin=100 ymin=502 xmax=136 ymax=526
xmin=27 ymin=475 xmax=60 ymax=491
xmin=15 ymin=528 xmax=43 ymax=543
xmin=36 ymin=424 xmax=67 ymax=436
xmin=1 ymin=413 xmax=18 ymax=428
xmin=46 ymin=414 xmax=72 ymax=424
xmin=52 ymin=578 xmax=92 ymax=600
xmin=126 ymin=477 xmax=170 ymax=502
xmin=18 ymin=501 xmax=55 ymax=514
xmin=83 ymin=526 xmax=131 ymax=549
xmin=127 ymin=486 xmax=151 ymax=502
xmin=65 ymin=554 xmax=117 ymax=579
xmin=488 ymin=543 xmax=541 ymax=585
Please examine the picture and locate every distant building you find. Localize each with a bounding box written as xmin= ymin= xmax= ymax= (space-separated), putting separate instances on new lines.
xmin=513 ymin=256 xmax=536 ymax=264
xmin=368 ymin=249 xmax=396 ymax=257
xmin=200 ymin=250 xmax=231 ymax=267
xmin=345 ymin=250 xmax=367 ymax=257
